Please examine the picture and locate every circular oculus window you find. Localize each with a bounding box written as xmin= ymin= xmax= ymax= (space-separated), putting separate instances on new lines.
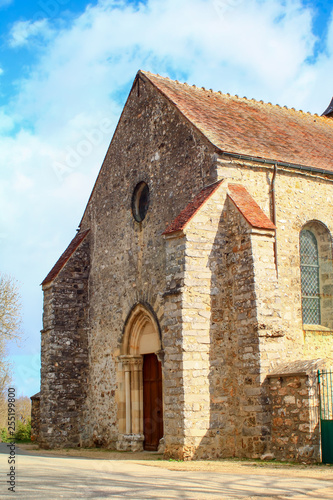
xmin=132 ymin=182 xmax=150 ymax=222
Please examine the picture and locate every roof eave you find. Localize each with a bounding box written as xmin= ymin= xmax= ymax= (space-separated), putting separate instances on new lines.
xmin=218 ymin=151 xmax=333 ymax=177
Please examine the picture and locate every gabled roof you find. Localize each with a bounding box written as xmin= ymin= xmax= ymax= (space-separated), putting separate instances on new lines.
xmin=163 ymin=181 xmax=223 ymax=235
xmin=228 ymin=184 xmax=275 ymax=230
xmin=41 ymin=230 xmax=90 ymax=286
xmin=140 ymin=71 xmax=333 ymax=173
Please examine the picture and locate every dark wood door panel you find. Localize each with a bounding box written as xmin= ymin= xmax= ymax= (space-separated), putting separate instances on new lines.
xmin=143 ymin=353 xmax=163 ymax=451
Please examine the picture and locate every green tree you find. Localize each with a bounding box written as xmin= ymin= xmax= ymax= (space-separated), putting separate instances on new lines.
xmin=14 ymin=418 xmax=31 ymax=441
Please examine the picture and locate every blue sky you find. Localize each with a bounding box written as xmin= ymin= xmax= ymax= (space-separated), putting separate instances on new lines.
xmin=1 ymin=0 xmax=333 ymax=397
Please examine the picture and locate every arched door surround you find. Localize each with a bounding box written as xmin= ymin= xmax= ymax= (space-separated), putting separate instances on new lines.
xmin=117 ymin=303 xmax=163 ymax=451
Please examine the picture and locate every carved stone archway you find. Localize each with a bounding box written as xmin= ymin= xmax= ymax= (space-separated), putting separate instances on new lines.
xmin=116 ymin=304 xmax=163 ymax=451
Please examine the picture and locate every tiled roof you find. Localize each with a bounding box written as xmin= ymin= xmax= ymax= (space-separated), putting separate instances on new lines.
xmin=41 ymin=230 xmax=90 ymax=286
xmin=228 ymin=184 xmax=275 ymax=230
xmin=140 ymin=71 xmax=333 ymax=173
xmin=163 ymin=181 xmax=223 ymax=235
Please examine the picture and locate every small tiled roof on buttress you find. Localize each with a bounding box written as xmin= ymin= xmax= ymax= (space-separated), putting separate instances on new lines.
xmin=228 ymin=184 xmax=276 ymax=230
xmin=163 ymin=181 xmax=223 ymax=234
xmin=41 ymin=230 xmax=90 ymax=286
xmin=140 ymin=71 xmax=333 ymax=173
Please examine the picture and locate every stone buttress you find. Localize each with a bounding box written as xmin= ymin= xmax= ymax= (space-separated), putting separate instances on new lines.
xmin=39 ymin=231 xmax=90 ymax=448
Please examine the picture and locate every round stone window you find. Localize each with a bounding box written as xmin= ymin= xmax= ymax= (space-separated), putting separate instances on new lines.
xmin=132 ymin=182 xmax=150 ymax=222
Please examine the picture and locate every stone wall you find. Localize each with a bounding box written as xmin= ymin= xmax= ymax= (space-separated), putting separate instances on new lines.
xmin=201 ymin=191 xmax=282 ymax=459
xmin=161 ymin=165 xmax=331 ymax=461
xmin=268 ymin=359 xmax=325 ymax=462
xmin=79 ymin=73 xmax=217 ymax=447
xmin=216 ymin=157 xmax=333 ymax=363
xmin=40 ymin=73 xmax=333 ymax=461
xmin=30 ymin=393 xmax=40 ymax=443
xmin=164 ymin=182 xmax=283 ymax=460
xmin=40 ymin=235 xmax=90 ymax=448
xmin=163 ymin=231 xmax=186 ymax=458
xmin=79 ymin=129 xmax=333 ymax=459
xmin=303 ymin=328 xmax=333 ymax=361
xmin=163 ymin=183 xmax=228 ymax=459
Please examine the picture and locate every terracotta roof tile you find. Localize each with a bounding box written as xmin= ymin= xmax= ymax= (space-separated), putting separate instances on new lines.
xmin=140 ymin=71 xmax=333 ymax=173
xmin=163 ymin=181 xmax=223 ymax=235
xmin=228 ymin=184 xmax=275 ymax=230
xmin=41 ymin=230 xmax=90 ymax=286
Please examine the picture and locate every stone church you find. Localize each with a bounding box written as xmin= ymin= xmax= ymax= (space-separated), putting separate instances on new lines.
xmin=35 ymin=70 xmax=333 ymax=462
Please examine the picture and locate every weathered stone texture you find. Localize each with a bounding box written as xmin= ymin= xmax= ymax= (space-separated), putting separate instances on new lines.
xmin=268 ymin=359 xmax=325 ymax=462
xmin=39 ymin=73 xmax=333 ymax=463
xmin=199 ymin=193 xmax=281 ymax=459
xmin=30 ymin=393 xmax=40 ymax=443
xmin=40 ymin=236 xmax=90 ymax=448
xmin=78 ymin=76 xmax=216 ymax=447
xmin=163 ymin=233 xmax=186 ymax=457
xmin=217 ymin=158 xmax=333 ymax=362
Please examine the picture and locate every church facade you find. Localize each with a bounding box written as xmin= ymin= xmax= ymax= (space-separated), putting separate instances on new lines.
xmin=37 ymin=71 xmax=333 ymax=462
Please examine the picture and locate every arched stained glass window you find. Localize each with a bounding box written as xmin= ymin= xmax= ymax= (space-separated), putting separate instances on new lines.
xmin=300 ymin=229 xmax=320 ymax=324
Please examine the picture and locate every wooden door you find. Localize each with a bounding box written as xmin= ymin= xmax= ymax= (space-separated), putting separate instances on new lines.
xmin=143 ymin=353 xmax=163 ymax=451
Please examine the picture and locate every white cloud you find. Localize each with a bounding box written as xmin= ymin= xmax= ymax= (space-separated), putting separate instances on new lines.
xmin=9 ymin=19 xmax=52 ymax=48
xmin=0 ymin=108 xmax=14 ymax=132
xmin=3 ymin=0 xmax=332 ymax=267
xmin=2 ymin=0 xmax=333 ymax=394
xmin=8 ymin=0 xmax=326 ymax=129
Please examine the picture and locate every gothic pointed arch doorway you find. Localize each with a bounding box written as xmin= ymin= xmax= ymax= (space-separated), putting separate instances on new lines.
xmin=117 ymin=304 xmax=164 ymax=451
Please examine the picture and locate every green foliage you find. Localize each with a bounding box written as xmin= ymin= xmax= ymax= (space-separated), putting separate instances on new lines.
xmin=0 ymin=395 xmax=32 ymax=442
xmin=14 ymin=418 xmax=31 ymax=441
xmin=0 ymin=419 xmax=31 ymax=442
xmin=0 ymin=427 xmax=9 ymax=442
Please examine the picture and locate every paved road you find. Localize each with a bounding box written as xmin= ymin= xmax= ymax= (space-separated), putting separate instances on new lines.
xmin=1 ymin=444 xmax=333 ymax=499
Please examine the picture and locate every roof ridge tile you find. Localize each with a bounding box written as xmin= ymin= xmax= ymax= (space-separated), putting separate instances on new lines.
xmin=141 ymin=70 xmax=322 ymax=117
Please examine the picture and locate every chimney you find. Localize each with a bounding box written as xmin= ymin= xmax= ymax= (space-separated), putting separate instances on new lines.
xmin=322 ymin=97 xmax=333 ymax=118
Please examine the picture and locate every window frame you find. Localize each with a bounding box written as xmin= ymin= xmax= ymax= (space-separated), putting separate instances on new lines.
xmin=299 ymin=221 xmax=333 ymax=330
xmin=300 ymin=228 xmax=321 ymax=325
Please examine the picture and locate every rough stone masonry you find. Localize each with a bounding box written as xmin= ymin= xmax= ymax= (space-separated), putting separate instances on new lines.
xmin=37 ymin=70 xmax=333 ymax=462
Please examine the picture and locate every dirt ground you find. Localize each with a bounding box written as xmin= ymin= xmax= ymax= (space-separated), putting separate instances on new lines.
xmin=18 ymin=443 xmax=333 ymax=480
